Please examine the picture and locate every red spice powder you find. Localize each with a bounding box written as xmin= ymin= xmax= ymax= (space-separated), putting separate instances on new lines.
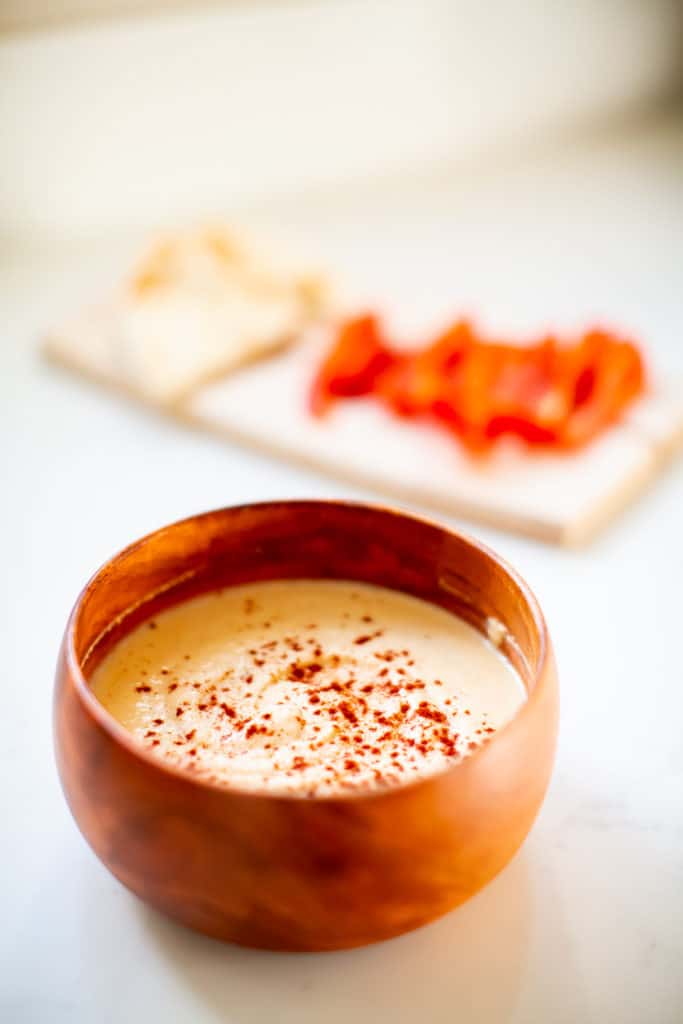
xmin=338 ymin=701 xmax=358 ymax=725
xmin=132 ymin=610 xmax=497 ymax=796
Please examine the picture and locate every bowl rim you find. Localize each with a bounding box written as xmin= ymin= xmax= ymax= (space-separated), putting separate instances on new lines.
xmin=62 ymin=498 xmax=552 ymax=804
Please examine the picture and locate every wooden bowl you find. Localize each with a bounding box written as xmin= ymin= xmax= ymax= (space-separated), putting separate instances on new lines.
xmin=54 ymin=501 xmax=558 ymax=951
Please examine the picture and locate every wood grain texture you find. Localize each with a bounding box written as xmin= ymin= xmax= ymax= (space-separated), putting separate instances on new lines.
xmin=54 ymin=501 xmax=558 ymax=950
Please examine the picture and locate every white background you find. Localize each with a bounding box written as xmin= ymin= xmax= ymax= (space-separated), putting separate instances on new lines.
xmin=2 ymin=0 xmax=683 ymax=1018
xmin=2 ymin=0 xmax=682 ymax=240
xmin=2 ymin=114 xmax=683 ymax=1022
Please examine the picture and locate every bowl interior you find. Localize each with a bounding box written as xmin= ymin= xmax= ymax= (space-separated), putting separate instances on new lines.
xmin=73 ymin=503 xmax=545 ymax=703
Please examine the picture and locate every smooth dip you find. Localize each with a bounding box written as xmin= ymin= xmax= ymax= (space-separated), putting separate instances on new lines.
xmin=90 ymin=579 xmax=526 ymax=796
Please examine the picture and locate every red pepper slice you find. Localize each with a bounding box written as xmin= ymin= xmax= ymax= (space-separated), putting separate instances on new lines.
xmin=311 ymin=315 xmax=646 ymax=454
xmin=376 ymin=320 xmax=472 ymax=418
xmin=559 ymin=331 xmax=646 ymax=449
xmin=310 ymin=314 xmax=394 ymax=416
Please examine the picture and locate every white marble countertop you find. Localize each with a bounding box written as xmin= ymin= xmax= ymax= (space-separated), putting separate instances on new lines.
xmin=2 ymin=119 xmax=682 ymax=1023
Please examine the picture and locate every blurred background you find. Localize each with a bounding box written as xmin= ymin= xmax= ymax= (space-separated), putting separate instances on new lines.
xmin=3 ymin=5 xmax=683 ymax=1023
xmin=2 ymin=0 xmax=683 ymax=242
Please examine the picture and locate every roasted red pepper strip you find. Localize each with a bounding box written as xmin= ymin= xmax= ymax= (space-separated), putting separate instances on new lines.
xmin=558 ymin=331 xmax=645 ymax=448
xmin=309 ymin=314 xmax=394 ymax=416
xmin=376 ymin=320 xmax=472 ymax=418
xmin=311 ymin=315 xmax=646 ymax=453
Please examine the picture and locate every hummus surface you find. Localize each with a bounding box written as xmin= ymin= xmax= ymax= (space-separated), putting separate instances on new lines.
xmin=90 ymin=579 xmax=525 ymax=796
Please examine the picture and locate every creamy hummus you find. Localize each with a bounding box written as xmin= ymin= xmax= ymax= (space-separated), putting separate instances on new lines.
xmin=90 ymin=579 xmax=525 ymax=796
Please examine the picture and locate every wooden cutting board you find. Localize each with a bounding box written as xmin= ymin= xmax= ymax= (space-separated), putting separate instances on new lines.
xmin=46 ymin=328 xmax=683 ymax=546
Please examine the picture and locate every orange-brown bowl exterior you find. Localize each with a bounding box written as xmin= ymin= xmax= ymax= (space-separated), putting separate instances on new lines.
xmin=54 ymin=501 xmax=558 ymax=951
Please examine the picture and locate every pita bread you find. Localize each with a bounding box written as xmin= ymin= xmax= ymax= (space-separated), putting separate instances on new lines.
xmin=45 ymin=226 xmax=330 ymax=405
